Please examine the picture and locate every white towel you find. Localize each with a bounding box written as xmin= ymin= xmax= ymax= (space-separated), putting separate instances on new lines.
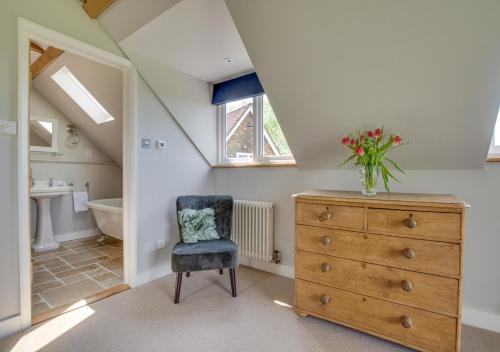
xmin=73 ymin=191 xmax=89 ymax=213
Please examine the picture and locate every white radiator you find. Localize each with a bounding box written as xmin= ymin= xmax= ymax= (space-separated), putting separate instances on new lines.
xmin=232 ymin=200 xmax=274 ymax=262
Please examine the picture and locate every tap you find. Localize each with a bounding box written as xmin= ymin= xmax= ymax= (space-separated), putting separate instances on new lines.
xmin=49 ymin=178 xmax=54 ymax=187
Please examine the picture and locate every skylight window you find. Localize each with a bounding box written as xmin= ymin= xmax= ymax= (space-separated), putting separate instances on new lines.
xmin=38 ymin=121 xmax=53 ymax=134
xmin=51 ymin=66 xmax=114 ymax=124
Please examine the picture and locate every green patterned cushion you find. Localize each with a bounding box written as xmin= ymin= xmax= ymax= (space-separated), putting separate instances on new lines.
xmin=177 ymin=208 xmax=220 ymax=244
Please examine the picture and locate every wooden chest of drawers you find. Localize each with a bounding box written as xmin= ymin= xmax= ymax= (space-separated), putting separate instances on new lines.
xmin=294 ymin=190 xmax=468 ymax=352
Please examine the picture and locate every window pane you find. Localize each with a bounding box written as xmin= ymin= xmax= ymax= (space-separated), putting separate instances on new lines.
xmin=488 ymin=107 xmax=500 ymax=156
xmin=263 ymin=95 xmax=292 ymax=157
xmin=225 ymin=98 xmax=254 ymax=160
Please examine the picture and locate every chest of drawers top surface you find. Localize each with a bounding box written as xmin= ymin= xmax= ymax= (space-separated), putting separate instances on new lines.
xmin=293 ymin=190 xmax=469 ymax=209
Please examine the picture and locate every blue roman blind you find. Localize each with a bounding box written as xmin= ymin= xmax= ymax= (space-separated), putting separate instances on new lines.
xmin=212 ymin=72 xmax=264 ymax=105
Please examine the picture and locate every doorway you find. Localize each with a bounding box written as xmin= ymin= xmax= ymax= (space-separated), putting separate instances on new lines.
xmin=18 ymin=18 xmax=138 ymax=329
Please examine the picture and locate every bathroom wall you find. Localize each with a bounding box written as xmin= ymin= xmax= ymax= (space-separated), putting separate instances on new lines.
xmin=30 ymin=89 xmax=122 ymax=241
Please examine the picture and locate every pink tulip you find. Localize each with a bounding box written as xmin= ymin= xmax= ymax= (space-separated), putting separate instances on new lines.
xmin=356 ymin=146 xmax=365 ymax=156
xmin=341 ymin=136 xmax=350 ymax=145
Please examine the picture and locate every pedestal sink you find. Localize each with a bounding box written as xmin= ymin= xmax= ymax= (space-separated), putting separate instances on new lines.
xmin=31 ymin=180 xmax=73 ymax=252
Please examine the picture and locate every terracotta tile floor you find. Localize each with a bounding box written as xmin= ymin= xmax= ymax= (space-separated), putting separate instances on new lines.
xmin=31 ymin=236 xmax=123 ymax=316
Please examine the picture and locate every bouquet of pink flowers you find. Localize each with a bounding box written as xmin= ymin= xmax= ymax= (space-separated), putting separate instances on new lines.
xmin=340 ymin=128 xmax=404 ymax=195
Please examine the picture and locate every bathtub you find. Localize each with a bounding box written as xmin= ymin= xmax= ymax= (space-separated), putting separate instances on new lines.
xmin=87 ymin=198 xmax=123 ymax=240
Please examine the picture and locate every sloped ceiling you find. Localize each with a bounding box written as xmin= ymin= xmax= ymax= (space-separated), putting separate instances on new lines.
xmin=119 ymin=0 xmax=253 ymax=83
xmin=99 ymin=0 xmax=181 ymax=42
xmin=225 ymin=0 xmax=500 ymax=169
xmin=32 ymin=51 xmax=123 ymax=166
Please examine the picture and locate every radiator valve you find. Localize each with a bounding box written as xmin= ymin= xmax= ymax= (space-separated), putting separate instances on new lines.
xmin=272 ymin=250 xmax=281 ymax=264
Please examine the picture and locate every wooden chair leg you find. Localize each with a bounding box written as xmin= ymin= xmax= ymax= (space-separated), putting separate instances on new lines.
xmin=219 ymin=269 xmax=223 ymax=275
xmin=174 ymin=273 xmax=183 ymax=304
xmin=186 ymin=272 xmax=190 ymax=277
xmin=229 ymin=268 xmax=237 ymax=297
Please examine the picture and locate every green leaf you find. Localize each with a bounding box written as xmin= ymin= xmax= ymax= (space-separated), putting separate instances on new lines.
xmin=381 ymin=167 xmax=389 ymax=191
xmin=385 ymin=158 xmax=405 ymax=174
xmin=339 ymin=154 xmax=357 ymax=167
xmin=381 ymin=163 xmax=401 ymax=182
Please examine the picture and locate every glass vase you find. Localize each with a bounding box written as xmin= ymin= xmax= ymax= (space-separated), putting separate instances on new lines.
xmin=359 ymin=165 xmax=379 ymax=196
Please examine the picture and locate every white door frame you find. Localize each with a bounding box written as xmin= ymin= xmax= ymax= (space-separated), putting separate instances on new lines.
xmin=17 ymin=18 xmax=138 ymax=329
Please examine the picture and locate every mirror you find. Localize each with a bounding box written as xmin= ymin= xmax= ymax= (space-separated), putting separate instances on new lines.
xmin=30 ymin=116 xmax=58 ymax=153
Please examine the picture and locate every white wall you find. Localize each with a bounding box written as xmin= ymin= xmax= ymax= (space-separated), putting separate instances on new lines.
xmin=30 ymin=89 xmax=122 ymax=239
xmin=214 ymin=164 xmax=500 ymax=320
xmin=118 ymin=49 xmax=217 ymax=165
xmin=135 ymin=77 xmax=213 ymax=276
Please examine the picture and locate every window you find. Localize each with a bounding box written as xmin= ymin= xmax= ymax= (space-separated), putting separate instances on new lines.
xmin=488 ymin=108 xmax=500 ymax=159
xmin=51 ymin=66 xmax=115 ymax=124
xmin=218 ymin=95 xmax=294 ymax=164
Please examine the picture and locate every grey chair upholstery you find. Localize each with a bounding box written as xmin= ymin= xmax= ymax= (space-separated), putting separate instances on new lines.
xmin=171 ymin=195 xmax=239 ymax=303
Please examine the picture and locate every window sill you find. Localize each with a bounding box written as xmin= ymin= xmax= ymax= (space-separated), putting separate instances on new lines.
xmin=486 ymin=156 xmax=500 ymax=162
xmin=213 ymin=162 xmax=297 ymax=168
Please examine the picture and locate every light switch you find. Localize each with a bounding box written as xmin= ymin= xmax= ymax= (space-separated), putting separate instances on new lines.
xmin=0 ymin=120 xmax=17 ymax=135
xmin=142 ymin=138 xmax=152 ymax=149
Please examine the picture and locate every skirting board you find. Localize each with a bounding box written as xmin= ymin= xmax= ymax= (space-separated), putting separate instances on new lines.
xmin=135 ymin=263 xmax=172 ymax=287
xmin=134 ymin=258 xmax=294 ymax=287
xmin=463 ymin=307 xmax=500 ymax=333
xmin=55 ymin=228 xmax=98 ymax=242
xmin=0 ymin=315 xmax=21 ymax=339
xmin=239 ymin=257 xmax=294 ymax=279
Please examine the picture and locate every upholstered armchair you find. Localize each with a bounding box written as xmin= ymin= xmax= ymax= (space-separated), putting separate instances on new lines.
xmin=171 ymin=195 xmax=239 ymax=303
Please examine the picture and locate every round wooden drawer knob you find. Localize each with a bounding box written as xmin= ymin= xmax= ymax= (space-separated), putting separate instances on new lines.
xmin=404 ymin=214 xmax=417 ymax=228
xmin=320 ymin=294 xmax=330 ymax=305
xmin=321 ymin=263 xmax=331 ymax=272
xmin=402 ymin=248 xmax=416 ymax=259
xmin=401 ymin=280 xmax=414 ymax=292
xmin=320 ymin=236 xmax=332 ymax=245
xmin=319 ymin=210 xmax=332 ymax=222
xmin=401 ymin=315 xmax=413 ymax=329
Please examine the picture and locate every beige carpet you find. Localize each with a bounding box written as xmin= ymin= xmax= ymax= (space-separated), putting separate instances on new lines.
xmin=1 ymin=266 xmax=499 ymax=352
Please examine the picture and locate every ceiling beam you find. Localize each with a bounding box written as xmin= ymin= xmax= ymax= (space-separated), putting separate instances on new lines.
xmin=30 ymin=41 xmax=44 ymax=54
xmin=82 ymin=0 xmax=116 ymax=19
xmin=30 ymin=47 xmax=63 ymax=80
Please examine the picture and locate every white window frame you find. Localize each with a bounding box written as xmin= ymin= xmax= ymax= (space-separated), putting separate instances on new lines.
xmin=217 ymin=95 xmax=294 ymax=165
xmin=487 ymin=109 xmax=500 ymax=160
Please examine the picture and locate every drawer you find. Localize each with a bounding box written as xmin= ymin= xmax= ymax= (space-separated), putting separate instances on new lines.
xmin=296 ymin=202 xmax=364 ymax=230
xmin=296 ymin=250 xmax=459 ymax=315
xmin=296 ymin=225 xmax=460 ymax=277
xmin=296 ymin=279 xmax=457 ymax=352
xmin=367 ymin=209 xmax=461 ymax=241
